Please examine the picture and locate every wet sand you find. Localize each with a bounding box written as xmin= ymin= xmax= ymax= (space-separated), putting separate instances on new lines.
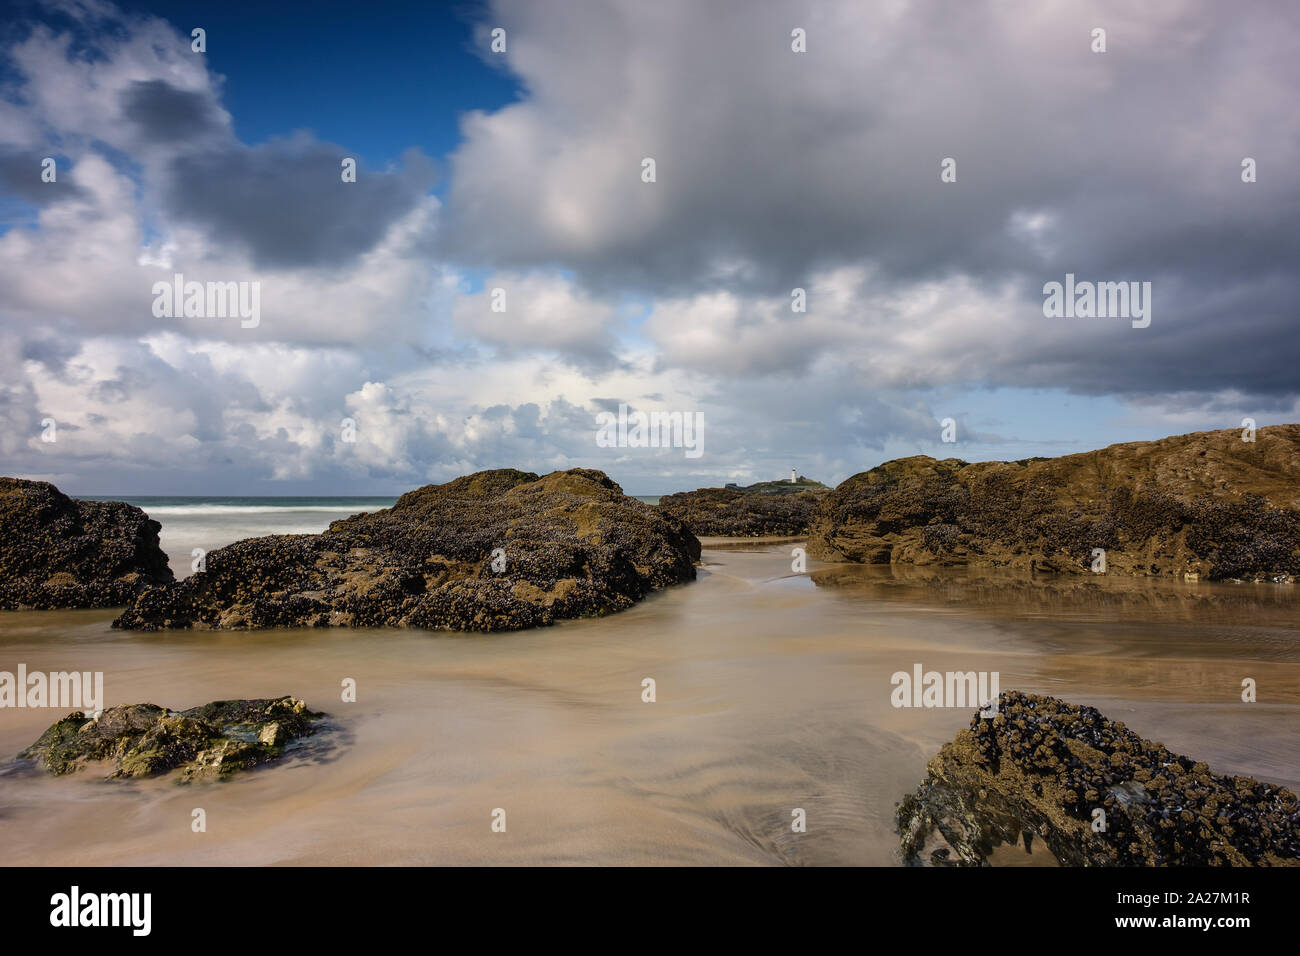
xmin=1 ymin=545 xmax=1297 ymax=866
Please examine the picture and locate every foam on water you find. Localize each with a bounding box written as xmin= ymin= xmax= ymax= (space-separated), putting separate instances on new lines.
xmin=86 ymin=497 xmax=397 ymax=577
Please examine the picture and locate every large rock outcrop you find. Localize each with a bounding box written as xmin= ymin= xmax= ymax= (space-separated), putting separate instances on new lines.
xmin=114 ymin=468 xmax=700 ymax=631
xmin=18 ymin=696 xmax=325 ymax=782
xmin=658 ymin=477 xmax=829 ymax=536
xmin=897 ymin=692 xmax=1300 ymax=866
xmin=809 ymin=426 xmax=1300 ymax=581
xmin=0 ymin=478 xmax=174 ymax=609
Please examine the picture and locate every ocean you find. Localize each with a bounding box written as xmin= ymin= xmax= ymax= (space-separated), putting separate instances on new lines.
xmin=84 ymin=497 xmax=399 ymax=577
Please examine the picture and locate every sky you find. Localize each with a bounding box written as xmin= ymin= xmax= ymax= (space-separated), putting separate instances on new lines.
xmin=0 ymin=0 xmax=1297 ymax=495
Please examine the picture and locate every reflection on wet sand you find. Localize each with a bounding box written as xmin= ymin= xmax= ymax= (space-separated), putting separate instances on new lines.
xmin=811 ymin=562 xmax=1300 ymax=627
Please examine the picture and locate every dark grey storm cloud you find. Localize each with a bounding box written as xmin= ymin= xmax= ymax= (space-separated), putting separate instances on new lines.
xmin=161 ymin=141 xmax=437 ymax=269
xmin=20 ymin=333 xmax=81 ymax=373
xmin=0 ymin=147 xmax=87 ymax=203
xmin=120 ymin=79 xmax=226 ymax=144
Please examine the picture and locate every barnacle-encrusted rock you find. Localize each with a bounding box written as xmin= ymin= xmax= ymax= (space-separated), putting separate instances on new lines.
xmin=897 ymin=691 xmax=1300 ymax=866
xmin=0 ymin=478 xmax=173 ymax=609
xmin=810 ymin=425 xmax=1300 ymax=580
xmin=658 ymin=477 xmax=829 ymax=536
xmin=18 ymin=696 xmax=325 ymax=782
xmin=113 ymin=468 xmax=700 ymax=631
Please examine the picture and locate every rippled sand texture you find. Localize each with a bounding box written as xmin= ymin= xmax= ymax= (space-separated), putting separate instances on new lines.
xmin=1 ymin=545 xmax=1297 ymax=865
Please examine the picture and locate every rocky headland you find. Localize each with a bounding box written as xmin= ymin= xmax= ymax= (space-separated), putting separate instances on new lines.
xmin=658 ymin=476 xmax=829 ymax=536
xmin=0 ymin=477 xmax=174 ymax=609
xmin=809 ymin=426 xmax=1300 ymax=581
xmin=18 ymin=696 xmax=326 ymax=782
xmin=113 ymin=468 xmax=700 ymax=631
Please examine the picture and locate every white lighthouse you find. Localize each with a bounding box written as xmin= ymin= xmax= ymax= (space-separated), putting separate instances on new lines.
xmin=790 ymin=467 xmax=797 ymax=483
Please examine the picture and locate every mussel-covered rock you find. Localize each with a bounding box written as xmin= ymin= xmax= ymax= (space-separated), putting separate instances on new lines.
xmin=810 ymin=426 xmax=1300 ymax=581
xmin=114 ymin=468 xmax=699 ymax=631
xmin=897 ymin=691 xmax=1300 ymax=866
xmin=0 ymin=478 xmax=173 ymax=609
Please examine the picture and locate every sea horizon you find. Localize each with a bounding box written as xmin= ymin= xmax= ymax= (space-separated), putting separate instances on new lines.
xmin=82 ymin=493 xmax=666 ymax=507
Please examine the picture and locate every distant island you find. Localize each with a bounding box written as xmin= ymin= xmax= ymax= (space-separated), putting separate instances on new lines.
xmin=723 ymin=475 xmax=829 ymax=495
xmin=658 ymin=475 xmax=830 ymax=536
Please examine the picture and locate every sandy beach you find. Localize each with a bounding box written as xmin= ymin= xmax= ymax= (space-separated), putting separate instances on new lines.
xmin=2 ymin=540 xmax=1297 ymax=866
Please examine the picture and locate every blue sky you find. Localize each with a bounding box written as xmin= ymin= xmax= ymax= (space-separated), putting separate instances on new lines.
xmin=0 ymin=0 xmax=518 ymax=234
xmin=114 ymin=0 xmax=520 ymax=171
xmin=1 ymin=0 xmax=1296 ymax=495
xmin=6 ymin=0 xmax=520 ymax=170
